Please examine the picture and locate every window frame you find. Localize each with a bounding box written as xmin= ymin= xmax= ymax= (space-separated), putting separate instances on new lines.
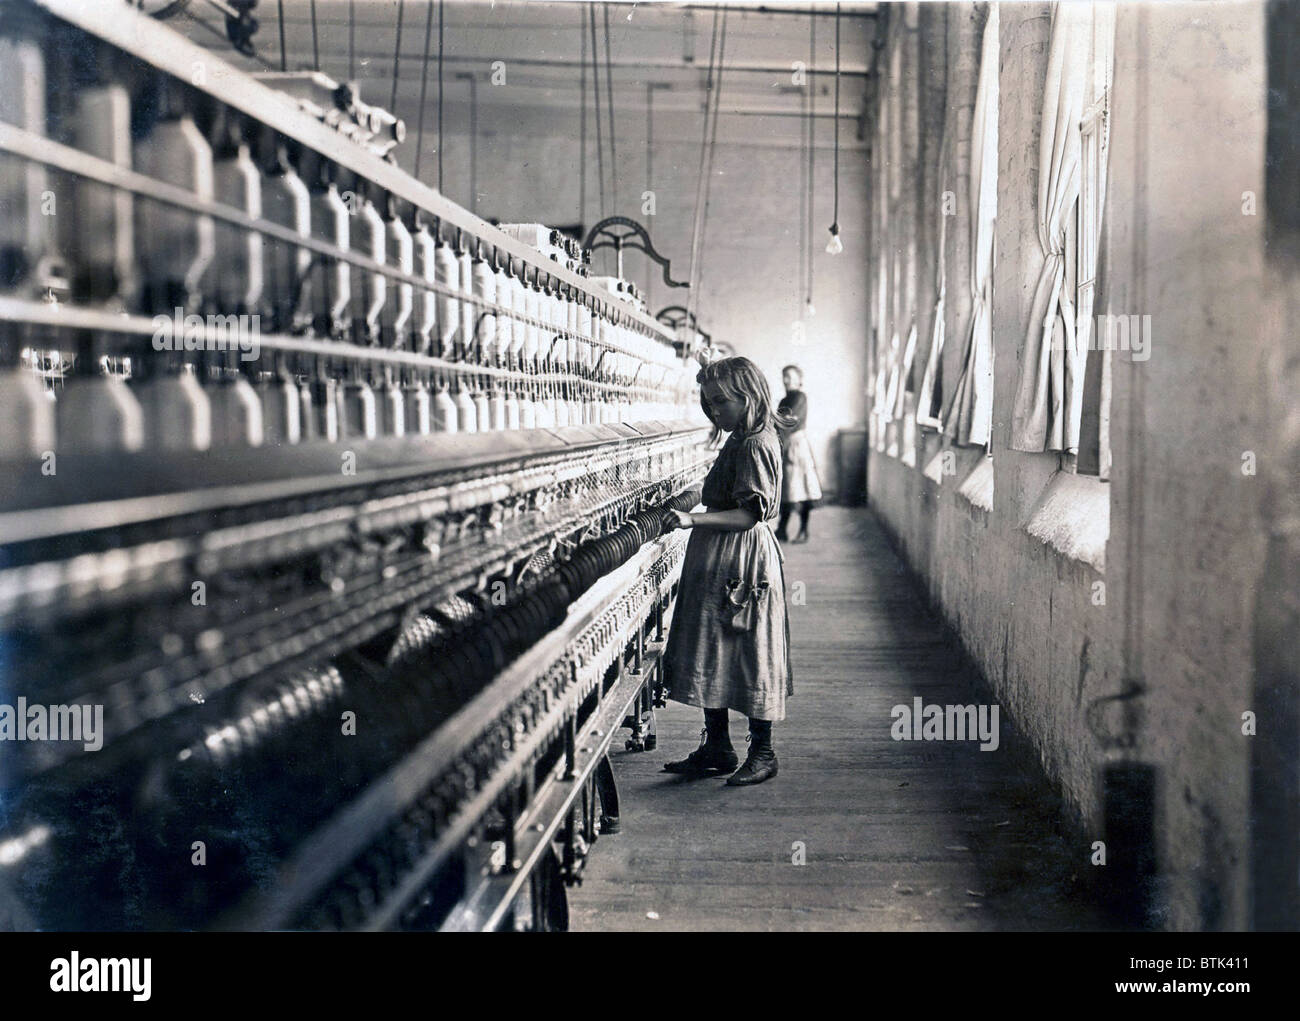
xmin=1072 ymin=5 xmax=1115 ymax=480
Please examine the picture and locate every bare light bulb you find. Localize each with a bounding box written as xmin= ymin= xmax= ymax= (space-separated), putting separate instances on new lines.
xmin=805 ymin=300 xmax=816 ymax=318
xmin=825 ymin=223 xmax=843 ymax=255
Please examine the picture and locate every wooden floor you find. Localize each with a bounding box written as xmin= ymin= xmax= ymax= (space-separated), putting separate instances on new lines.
xmin=570 ymin=506 xmax=1109 ymax=932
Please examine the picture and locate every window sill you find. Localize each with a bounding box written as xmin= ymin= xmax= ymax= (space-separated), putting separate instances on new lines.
xmin=921 ymin=449 xmax=946 ymax=485
xmin=956 ymin=455 xmax=994 ymax=511
xmin=1023 ymin=470 xmax=1109 ymax=572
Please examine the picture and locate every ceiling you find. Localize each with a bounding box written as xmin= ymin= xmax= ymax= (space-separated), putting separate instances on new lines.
xmin=169 ymin=1 xmax=880 ymax=149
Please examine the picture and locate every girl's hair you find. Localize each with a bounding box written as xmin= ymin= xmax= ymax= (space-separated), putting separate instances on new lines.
xmin=697 ymin=356 xmax=796 ymax=439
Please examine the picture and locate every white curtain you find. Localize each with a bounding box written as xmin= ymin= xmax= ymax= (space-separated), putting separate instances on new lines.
xmin=884 ymin=330 xmax=901 ymax=456
xmin=872 ymin=242 xmax=891 ymax=434
xmin=1074 ymin=3 xmax=1115 ymax=457
xmin=871 ymin=82 xmax=893 ymax=450
xmin=916 ymin=141 xmax=948 ymax=431
xmin=872 ymin=353 xmax=889 ymax=451
xmin=893 ymin=322 xmax=917 ymax=420
xmin=1009 ymin=2 xmax=1111 ymax=453
xmin=946 ymin=3 xmax=998 ymax=447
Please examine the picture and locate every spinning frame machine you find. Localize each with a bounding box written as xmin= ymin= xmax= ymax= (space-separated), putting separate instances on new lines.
xmin=0 ymin=0 xmax=712 ymax=931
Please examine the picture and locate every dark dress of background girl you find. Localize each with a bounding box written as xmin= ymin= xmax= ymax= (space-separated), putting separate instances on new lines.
xmin=775 ymin=365 xmax=823 ymax=543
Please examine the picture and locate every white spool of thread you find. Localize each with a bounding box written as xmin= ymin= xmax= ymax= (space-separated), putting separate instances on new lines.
xmin=436 ymin=237 xmax=460 ymax=355
xmin=433 ymin=385 xmax=459 ymax=433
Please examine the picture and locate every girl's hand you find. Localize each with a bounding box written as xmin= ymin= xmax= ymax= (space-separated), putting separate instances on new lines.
xmin=665 ymin=509 xmax=693 ymax=531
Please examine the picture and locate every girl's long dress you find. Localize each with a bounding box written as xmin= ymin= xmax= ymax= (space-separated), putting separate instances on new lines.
xmin=662 ymin=423 xmax=794 ymax=721
xmin=777 ymin=390 xmax=823 ymax=504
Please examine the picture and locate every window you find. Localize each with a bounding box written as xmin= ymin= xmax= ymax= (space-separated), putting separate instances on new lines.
xmin=1073 ymin=3 xmax=1115 ymax=478
xmin=1008 ymin=1 xmax=1112 ymax=463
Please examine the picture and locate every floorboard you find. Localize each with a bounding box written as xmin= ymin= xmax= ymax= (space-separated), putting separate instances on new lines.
xmin=569 ymin=507 xmax=1111 ymax=932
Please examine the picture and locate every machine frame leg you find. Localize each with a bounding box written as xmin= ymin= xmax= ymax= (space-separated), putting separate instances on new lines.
xmin=594 ymin=754 xmax=620 ymax=834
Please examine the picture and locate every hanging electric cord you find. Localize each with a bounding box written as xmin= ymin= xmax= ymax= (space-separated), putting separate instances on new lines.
xmin=437 ymin=0 xmax=445 ymax=192
xmin=790 ymin=22 xmax=800 ymax=310
xmin=685 ymin=8 xmax=722 ymax=305
xmin=798 ymin=25 xmax=805 ymax=308
xmin=834 ymin=3 xmax=841 ymax=227
xmin=646 ymin=81 xmax=658 ymax=311
xmin=826 ymin=3 xmax=842 ymax=253
xmin=684 ymin=13 xmax=715 ymax=299
xmin=349 ymin=0 xmax=356 ymax=80
xmin=603 ymin=3 xmax=619 ymax=213
xmin=390 ymin=0 xmax=405 ymax=114
xmin=413 ymin=0 xmax=435 ymax=180
xmin=589 ymin=7 xmax=607 ymax=222
xmin=455 ymin=71 xmax=478 ymax=214
xmin=277 ymin=0 xmax=286 ymax=71
xmin=797 ymin=64 xmax=806 ymax=313
xmin=309 ymin=0 xmax=320 ymax=72
xmin=691 ymin=10 xmax=726 ymax=316
xmin=646 ymin=83 xmax=654 ymax=199
xmin=696 ymin=10 xmax=728 ymax=303
xmin=579 ymin=7 xmax=587 ymax=225
xmin=806 ymin=13 xmax=817 ymax=307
